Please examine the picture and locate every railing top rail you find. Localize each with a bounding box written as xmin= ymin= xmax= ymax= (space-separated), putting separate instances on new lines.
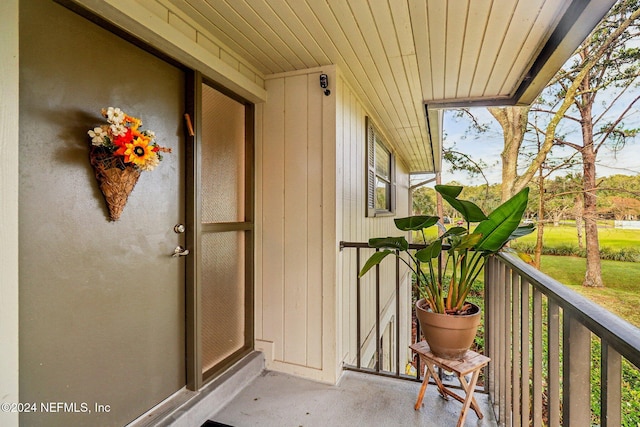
xmin=339 ymin=241 xmax=440 ymax=251
xmin=496 ymin=252 xmax=640 ymax=369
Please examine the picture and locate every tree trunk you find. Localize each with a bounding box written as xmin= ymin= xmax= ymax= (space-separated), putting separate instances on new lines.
xmin=488 ymin=106 xmax=529 ymax=201
xmin=534 ymin=163 xmax=545 ymax=268
xmin=575 ymin=194 xmax=584 ymax=249
xmin=580 ymin=112 xmax=603 ymax=287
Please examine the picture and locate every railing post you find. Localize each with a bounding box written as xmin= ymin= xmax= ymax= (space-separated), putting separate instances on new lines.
xmin=487 ymin=257 xmax=497 ymax=400
xmin=375 ymin=251 xmax=381 ymax=372
xmin=520 ymin=279 xmax=530 ymax=427
xmin=395 ymin=251 xmax=400 ymax=376
xmin=601 ymin=342 xmax=622 ymax=427
xmin=548 ymin=301 xmax=560 ymax=426
xmin=356 ymin=247 xmax=361 ymax=369
xmin=532 ymin=288 xmax=543 ymax=427
xmin=497 ymin=260 xmax=506 ymax=424
xmin=511 ymin=270 xmax=521 ymax=427
xmin=485 ymin=257 xmax=493 ymax=395
xmin=415 ymin=258 xmax=422 ymax=380
xmin=503 ymin=263 xmax=512 ymax=426
xmin=562 ymin=315 xmax=591 ymax=427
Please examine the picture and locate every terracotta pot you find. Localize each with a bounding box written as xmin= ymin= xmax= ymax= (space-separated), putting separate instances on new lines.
xmin=415 ymin=298 xmax=481 ymax=360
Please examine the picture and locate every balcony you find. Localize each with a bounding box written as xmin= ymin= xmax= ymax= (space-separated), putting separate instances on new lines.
xmin=485 ymin=253 xmax=640 ymax=426
xmin=210 ymin=368 xmax=496 ymax=426
xmin=199 ymin=243 xmax=640 ymax=427
xmin=329 ymin=242 xmax=640 ymax=426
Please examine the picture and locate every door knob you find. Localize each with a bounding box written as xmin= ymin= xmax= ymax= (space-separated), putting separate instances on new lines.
xmin=172 ymin=246 xmax=190 ymax=257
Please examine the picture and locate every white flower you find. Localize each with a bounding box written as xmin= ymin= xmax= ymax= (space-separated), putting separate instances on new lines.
xmin=105 ymin=107 xmax=125 ymax=124
xmin=88 ymin=125 xmax=109 ymax=146
xmin=142 ymin=129 xmax=155 ymax=140
xmin=109 ymin=123 xmax=128 ymax=137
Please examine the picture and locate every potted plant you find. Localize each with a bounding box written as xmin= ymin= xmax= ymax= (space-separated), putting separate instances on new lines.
xmin=359 ymin=185 xmax=534 ymax=359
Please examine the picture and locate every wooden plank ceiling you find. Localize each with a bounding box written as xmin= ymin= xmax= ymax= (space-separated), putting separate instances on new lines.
xmin=169 ymin=0 xmax=614 ymax=174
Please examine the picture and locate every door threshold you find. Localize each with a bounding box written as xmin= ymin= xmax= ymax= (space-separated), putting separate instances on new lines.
xmin=127 ymin=388 xmax=198 ymax=427
xmin=127 ymin=351 xmax=264 ymax=427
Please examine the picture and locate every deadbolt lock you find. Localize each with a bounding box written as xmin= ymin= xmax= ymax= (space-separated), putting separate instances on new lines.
xmin=174 ymin=224 xmax=186 ymax=233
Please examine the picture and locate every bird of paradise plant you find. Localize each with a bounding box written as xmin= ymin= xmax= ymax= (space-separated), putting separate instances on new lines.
xmin=359 ymin=185 xmax=534 ymax=315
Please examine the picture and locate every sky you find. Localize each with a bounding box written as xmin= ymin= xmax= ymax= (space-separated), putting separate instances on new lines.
xmin=436 ymin=105 xmax=640 ymax=187
xmin=433 ymin=31 xmax=640 ymax=188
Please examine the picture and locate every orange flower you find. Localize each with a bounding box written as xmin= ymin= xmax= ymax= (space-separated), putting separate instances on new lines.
xmin=123 ymin=115 xmax=142 ymax=132
xmin=113 ymin=128 xmax=133 ymax=146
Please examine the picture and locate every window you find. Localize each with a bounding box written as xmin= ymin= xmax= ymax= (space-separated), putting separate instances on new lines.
xmin=366 ymin=117 xmax=395 ymax=216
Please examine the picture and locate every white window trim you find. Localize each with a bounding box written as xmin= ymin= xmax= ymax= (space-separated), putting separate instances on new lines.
xmin=366 ymin=116 xmax=396 ymax=217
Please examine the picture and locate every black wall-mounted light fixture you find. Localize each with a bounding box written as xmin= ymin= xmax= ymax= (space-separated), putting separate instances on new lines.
xmin=320 ymin=73 xmax=330 ymax=96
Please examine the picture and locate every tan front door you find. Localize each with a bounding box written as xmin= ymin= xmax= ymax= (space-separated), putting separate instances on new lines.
xmin=19 ymin=1 xmax=186 ymax=425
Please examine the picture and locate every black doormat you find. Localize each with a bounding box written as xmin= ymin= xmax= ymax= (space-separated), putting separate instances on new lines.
xmin=201 ymin=421 xmax=234 ymax=427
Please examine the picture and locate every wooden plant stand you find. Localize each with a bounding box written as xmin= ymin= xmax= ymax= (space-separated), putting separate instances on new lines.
xmin=410 ymin=341 xmax=490 ymax=427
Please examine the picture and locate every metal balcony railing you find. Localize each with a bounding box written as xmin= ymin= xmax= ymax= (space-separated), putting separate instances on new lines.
xmin=485 ymin=253 xmax=640 ymax=426
xmin=339 ymin=241 xmax=414 ymax=380
xmin=340 ymin=241 xmax=640 ymax=426
xmin=339 ymin=241 xmax=480 ymax=392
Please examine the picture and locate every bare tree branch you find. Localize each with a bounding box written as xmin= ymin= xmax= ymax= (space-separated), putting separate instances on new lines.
xmin=594 ymin=94 xmax=640 ymax=153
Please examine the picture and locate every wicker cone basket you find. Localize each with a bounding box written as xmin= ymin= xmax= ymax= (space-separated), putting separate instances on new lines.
xmin=89 ymin=145 xmax=141 ymax=221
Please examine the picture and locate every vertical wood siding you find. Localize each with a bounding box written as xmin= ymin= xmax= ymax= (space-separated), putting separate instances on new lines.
xmin=258 ymin=68 xmax=329 ymax=376
xmin=257 ymin=66 xmax=411 ymax=382
xmin=335 ymin=73 xmax=411 ymax=372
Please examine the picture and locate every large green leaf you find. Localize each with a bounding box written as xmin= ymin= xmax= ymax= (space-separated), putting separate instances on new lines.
xmin=394 ymin=215 xmax=439 ymax=231
xmin=434 ymin=185 xmax=463 ymax=198
xmin=454 ymin=233 xmax=483 ymax=251
xmin=368 ymin=236 xmax=409 ymax=251
xmin=415 ymin=239 xmax=442 ymax=262
xmin=509 ymin=224 xmax=536 ymax=240
xmin=440 ymin=226 xmax=466 ymax=239
xmin=358 ymin=249 xmax=394 ymax=278
xmin=435 ymin=185 xmax=488 ymax=223
xmin=474 ymin=187 xmax=530 ymax=252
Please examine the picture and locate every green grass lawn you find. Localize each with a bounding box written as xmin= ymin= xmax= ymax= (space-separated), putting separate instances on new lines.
xmin=539 ymin=255 xmax=640 ymax=328
xmin=517 ymin=224 xmax=640 ymax=250
xmin=416 ymin=223 xmax=640 ymax=326
xmin=418 ymin=223 xmax=640 ymax=250
xmin=515 ymin=224 xmax=640 ymax=326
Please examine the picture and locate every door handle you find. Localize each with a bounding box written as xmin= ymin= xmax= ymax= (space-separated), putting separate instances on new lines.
xmin=172 ymin=246 xmax=190 ymax=257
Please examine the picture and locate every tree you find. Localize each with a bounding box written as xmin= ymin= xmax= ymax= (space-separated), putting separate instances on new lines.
xmin=412 ymin=186 xmax=436 ymax=215
xmin=451 ymin=1 xmax=640 ymax=287
xmin=534 ymin=0 xmax=640 ymax=287
xmin=487 ymin=106 xmax=531 ymax=201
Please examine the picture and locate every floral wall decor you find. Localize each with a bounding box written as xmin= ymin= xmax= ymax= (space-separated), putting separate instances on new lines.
xmin=88 ymin=107 xmax=171 ymax=221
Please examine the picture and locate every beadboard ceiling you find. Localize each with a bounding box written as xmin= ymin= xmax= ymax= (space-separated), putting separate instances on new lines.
xmin=168 ymin=0 xmax=614 ymax=173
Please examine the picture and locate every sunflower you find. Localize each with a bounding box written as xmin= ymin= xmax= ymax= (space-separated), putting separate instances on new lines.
xmin=123 ymin=137 xmax=155 ymax=168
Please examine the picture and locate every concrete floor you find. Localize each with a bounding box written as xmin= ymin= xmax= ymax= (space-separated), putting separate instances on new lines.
xmin=208 ymin=369 xmax=498 ymax=427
